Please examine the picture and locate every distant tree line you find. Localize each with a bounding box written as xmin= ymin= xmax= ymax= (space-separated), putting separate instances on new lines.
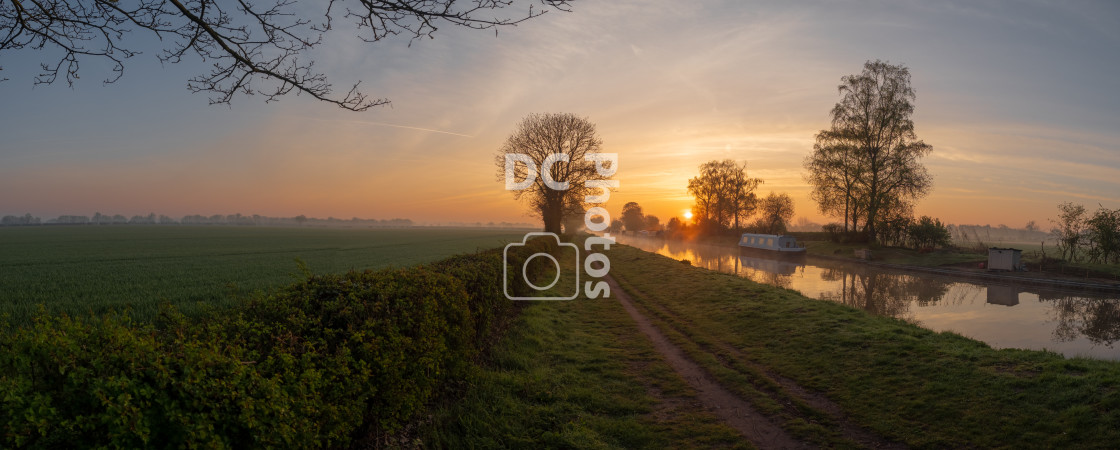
xmin=0 ymin=213 xmax=413 ymax=228
xmin=949 ymin=223 xmax=1052 ymax=248
xmin=600 ymin=159 xmax=797 ymax=241
xmin=683 ymin=159 xmax=796 ymax=236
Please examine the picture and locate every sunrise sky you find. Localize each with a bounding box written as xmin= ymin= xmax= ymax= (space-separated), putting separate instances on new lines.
xmin=2 ymin=0 xmax=1118 ymax=228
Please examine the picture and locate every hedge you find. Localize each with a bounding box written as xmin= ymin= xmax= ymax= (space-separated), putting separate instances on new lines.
xmin=0 ymin=235 xmax=559 ymax=448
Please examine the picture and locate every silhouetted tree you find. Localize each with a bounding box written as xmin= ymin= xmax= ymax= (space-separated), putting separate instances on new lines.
xmin=609 ymin=219 xmax=624 ymax=234
xmin=1 ymin=0 xmax=571 ymax=110
xmin=805 ymin=60 xmax=932 ymax=242
xmin=665 ymin=217 xmax=682 ymax=234
xmin=804 ymin=131 xmax=865 ymax=232
xmin=687 ymin=159 xmax=762 ymax=231
xmin=644 ymin=215 xmax=660 ymax=232
xmin=496 ymin=113 xmax=612 ymax=234
xmin=620 ymin=201 xmax=644 ymax=233
xmin=908 ymin=216 xmax=951 ymax=249
xmin=756 ymin=192 xmax=794 ymax=234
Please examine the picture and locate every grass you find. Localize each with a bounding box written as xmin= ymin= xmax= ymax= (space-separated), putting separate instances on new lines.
xmin=804 ymin=241 xmax=986 ymax=266
xmin=609 ymin=244 xmax=1120 ymax=448
xmin=425 ymin=253 xmax=748 ymax=449
xmin=0 ymin=226 xmax=528 ymax=324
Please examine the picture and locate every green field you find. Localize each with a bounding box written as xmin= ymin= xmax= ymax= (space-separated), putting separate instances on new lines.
xmin=0 ymin=226 xmax=529 ymax=324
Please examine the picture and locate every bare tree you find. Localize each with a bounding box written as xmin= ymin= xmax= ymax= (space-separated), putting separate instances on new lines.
xmin=804 ymin=131 xmax=865 ymax=232
xmin=756 ymin=192 xmax=794 ymax=234
xmin=1 ymin=0 xmax=571 ymax=110
xmin=805 ymin=60 xmax=933 ymax=242
xmin=1051 ymin=202 xmax=1087 ymax=262
xmin=687 ymin=159 xmax=762 ymax=230
xmin=496 ymin=112 xmax=608 ymax=234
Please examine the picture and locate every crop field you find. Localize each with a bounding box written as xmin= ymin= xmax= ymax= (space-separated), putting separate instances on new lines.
xmin=0 ymin=226 xmax=529 ymax=325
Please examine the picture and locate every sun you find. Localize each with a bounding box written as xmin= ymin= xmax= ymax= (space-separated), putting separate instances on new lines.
xmin=683 ymin=210 xmax=693 ymax=220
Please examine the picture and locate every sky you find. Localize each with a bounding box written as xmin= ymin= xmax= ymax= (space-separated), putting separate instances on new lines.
xmin=1 ymin=0 xmax=1118 ymax=227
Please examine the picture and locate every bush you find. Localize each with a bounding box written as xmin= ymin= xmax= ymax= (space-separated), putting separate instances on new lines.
xmin=908 ymin=216 xmax=952 ymax=250
xmin=822 ymin=223 xmax=868 ymax=243
xmin=0 ymin=311 xmax=305 ymax=448
xmin=221 ymin=266 xmax=474 ymax=440
xmin=1 ymin=237 xmax=563 ymax=448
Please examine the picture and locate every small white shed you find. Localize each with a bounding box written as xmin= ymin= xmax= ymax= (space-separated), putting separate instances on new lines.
xmin=988 ymin=248 xmax=1022 ymax=271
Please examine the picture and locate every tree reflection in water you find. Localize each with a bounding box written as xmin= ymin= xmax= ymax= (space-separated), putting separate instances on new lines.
xmin=615 ymin=234 xmax=1120 ymax=358
xmin=1043 ymin=293 xmax=1120 ymax=348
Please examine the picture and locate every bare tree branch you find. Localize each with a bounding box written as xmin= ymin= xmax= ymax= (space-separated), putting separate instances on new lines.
xmin=0 ymin=0 xmax=573 ymax=110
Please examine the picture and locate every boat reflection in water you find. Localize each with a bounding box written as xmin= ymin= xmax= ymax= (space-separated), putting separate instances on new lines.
xmin=617 ymin=234 xmax=1120 ymax=361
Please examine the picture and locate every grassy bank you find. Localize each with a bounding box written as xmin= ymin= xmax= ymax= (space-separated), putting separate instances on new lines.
xmin=609 ymin=244 xmax=1120 ymax=448
xmin=804 ymin=241 xmax=986 ymax=267
xmin=425 ymin=253 xmax=747 ymax=449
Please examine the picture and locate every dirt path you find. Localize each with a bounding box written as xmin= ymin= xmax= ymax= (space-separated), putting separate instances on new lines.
xmin=606 ymin=275 xmax=810 ymax=449
xmin=607 ymin=274 xmax=905 ymax=449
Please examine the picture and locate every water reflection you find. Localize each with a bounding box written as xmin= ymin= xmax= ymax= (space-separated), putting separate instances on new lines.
xmin=618 ymin=235 xmax=1120 ymax=360
xmin=818 ymin=272 xmax=954 ymax=319
xmin=1045 ymin=294 xmax=1120 ymax=348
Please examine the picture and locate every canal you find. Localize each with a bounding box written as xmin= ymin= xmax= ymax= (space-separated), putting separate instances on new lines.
xmin=617 ymin=235 xmax=1120 ymax=360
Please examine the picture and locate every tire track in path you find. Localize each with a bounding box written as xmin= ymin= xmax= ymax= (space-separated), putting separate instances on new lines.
xmin=606 ymin=275 xmax=812 ymax=449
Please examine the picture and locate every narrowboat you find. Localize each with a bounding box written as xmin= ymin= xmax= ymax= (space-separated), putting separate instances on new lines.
xmin=738 ymin=233 xmax=806 ymax=254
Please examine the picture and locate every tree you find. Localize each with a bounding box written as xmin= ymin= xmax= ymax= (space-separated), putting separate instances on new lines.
xmin=620 ymin=202 xmax=644 ymax=233
xmin=644 ymin=215 xmax=660 ymax=232
xmin=496 ymin=113 xmax=610 ymax=234
xmin=908 ymin=216 xmax=951 ymax=250
xmin=757 ymin=192 xmax=794 ymax=235
xmin=665 ymin=217 xmax=682 ymax=234
xmin=1025 ymin=220 xmax=1039 ymax=232
xmin=1084 ymin=207 xmax=1120 ymax=264
xmin=1 ymin=0 xmax=571 ymax=110
xmin=1051 ymin=202 xmax=1087 ymax=262
xmin=609 ymin=219 xmax=623 ymax=234
xmin=804 ymin=131 xmax=865 ymax=232
xmin=804 ymin=60 xmax=933 ymax=242
xmin=686 ymin=159 xmax=762 ymax=231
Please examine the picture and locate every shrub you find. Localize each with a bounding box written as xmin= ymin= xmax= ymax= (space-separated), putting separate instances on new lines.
xmin=0 ymin=311 xmax=306 ymax=448
xmin=822 ymin=223 xmax=868 ymax=243
xmin=908 ymin=216 xmax=952 ymax=250
xmin=221 ymin=266 xmax=474 ymax=440
xmin=823 ymin=223 xmax=843 ymax=242
xmin=1 ymin=238 xmax=564 ymax=448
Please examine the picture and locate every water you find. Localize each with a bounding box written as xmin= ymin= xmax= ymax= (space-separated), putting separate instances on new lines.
xmin=617 ymin=235 xmax=1120 ymax=360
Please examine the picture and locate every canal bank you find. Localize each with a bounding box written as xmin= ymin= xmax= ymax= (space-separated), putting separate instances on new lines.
xmin=807 ymin=253 xmax=1120 ymax=294
xmin=606 ymin=243 xmax=1120 ymax=448
xmin=616 ymin=234 xmax=1120 ymax=360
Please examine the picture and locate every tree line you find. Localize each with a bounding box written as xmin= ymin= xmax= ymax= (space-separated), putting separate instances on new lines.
xmin=1049 ymin=202 xmax=1120 ymax=264
xmin=0 ymin=213 xmax=413 ymax=228
xmin=681 ymin=159 xmax=795 ymax=235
